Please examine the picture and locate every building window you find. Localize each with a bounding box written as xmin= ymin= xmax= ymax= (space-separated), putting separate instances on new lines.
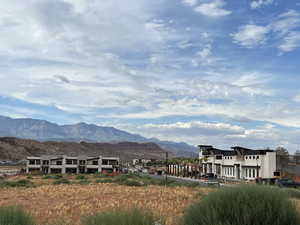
xmin=56 ymin=161 xmax=62 ymax=165
xmin=257 ymin=156 xmax=259 ymax=159
xmin=245 ymin=156 xmax=248 ymax=159
xmin=216 ymin=155 xmax=222 ymax=160
xmin=92 ymin=160 xmax=98 ymax=165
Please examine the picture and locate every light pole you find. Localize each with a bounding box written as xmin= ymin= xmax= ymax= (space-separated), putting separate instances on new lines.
xmin=165 ymin=152 xmax=168 ymax=186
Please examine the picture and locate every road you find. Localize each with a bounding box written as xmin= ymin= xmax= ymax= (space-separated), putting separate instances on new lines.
xmin=140 ymin=173 xmax=220 ymax=187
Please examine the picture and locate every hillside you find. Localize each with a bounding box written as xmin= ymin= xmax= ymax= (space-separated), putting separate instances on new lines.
xmin=0 ymin=116 xmax=198 ymax=157
xmin=0 ymin=137 xmax=170 ymax=162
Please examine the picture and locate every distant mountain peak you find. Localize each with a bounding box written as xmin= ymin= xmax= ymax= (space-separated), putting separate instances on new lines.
xmin=0 ymin=115 xmax=198 ymax=157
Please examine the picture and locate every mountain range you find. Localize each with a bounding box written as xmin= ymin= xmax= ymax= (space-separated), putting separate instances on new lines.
xmin=0 ymin=116 xmax=198 ymax=157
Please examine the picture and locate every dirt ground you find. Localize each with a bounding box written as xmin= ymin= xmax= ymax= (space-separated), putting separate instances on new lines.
xmin=0 ymin=180 xmax=210 ymax=225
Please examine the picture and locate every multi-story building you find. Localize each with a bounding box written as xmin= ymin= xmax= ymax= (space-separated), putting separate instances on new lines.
xmin=199 ymin=145 xmax=277 ymax=180
xmin=26 ymin=155 xmax=120 ymax=174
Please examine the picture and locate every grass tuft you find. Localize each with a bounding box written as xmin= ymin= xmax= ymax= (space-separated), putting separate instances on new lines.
xmin=182 ymin=185 xmax=300 ymax=225
xmin=0 ymin=206 xmax=34 ymax=225
xmin=82 ymin=208 xmax=163 ymax=225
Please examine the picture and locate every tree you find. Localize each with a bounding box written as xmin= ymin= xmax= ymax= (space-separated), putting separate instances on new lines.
xmin=275 ymin=146 xmax=289 ymax=156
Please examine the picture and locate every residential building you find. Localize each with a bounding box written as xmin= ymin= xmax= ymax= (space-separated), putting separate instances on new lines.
xmin=26 ymin=155 xmax=120 ymax=174
xmin=199 ymin=145 xmax=276 ymax=180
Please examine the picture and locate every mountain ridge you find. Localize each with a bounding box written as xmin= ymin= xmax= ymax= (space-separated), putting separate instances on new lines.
xmin=0 ymin=116 xmax=198 ymax=157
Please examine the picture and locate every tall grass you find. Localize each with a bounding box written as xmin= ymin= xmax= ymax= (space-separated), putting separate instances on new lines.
xmin=82 ymin=208 xmax=163 ymax=225
xmin=0 ymin=206 xmax=34 ymax=225
xmin=182 ymin=185 xmax=300 ymax=225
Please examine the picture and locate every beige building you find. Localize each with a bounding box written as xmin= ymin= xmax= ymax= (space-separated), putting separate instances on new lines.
xmin=199 ymin=145 xmax=277 ymax=180
xmin=26 ymin=155 xmax=120 ymax=174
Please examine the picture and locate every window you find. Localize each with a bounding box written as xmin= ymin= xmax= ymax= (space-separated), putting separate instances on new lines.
xmin=257 ymin=156 xmax=259 ymax=159
xmin=92 ymin=160 xmax=98 ymax=165
xmin=216 ymin=155 xmax=222 ymax=160
xmin=102 ymin=160 xmax=108 ymax=165
xmin=245 ymin=156 xmax=248 ymax=159
xmin=29 ymin=160 xmax=35 ymax=165
xmin=56 ymin=161 xmax=62 ymax=165
xmin=42 ymin=160 xmax=49 ymax=165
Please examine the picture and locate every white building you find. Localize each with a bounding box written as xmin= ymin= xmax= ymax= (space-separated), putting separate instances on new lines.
xmin=199 ymin=145 xmax=276 ymax=180
xmin=26 ymin=155 xmax=120 ymax=174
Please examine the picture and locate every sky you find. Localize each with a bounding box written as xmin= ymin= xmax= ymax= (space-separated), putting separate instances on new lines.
xmin=1 ymin=0 xmax=300 ymax=152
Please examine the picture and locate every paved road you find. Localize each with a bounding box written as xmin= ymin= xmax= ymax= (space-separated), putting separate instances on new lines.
xmin=141 ymin=173 xmax=221 ymax=187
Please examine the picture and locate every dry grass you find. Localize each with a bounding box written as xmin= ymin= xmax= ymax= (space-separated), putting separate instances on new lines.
xmin=0 ymin=182 xmax=211 ymax=225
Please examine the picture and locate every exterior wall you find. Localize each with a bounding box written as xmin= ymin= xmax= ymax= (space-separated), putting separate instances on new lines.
xmin=26 ymin=155 xmax=120 ymax=174
xmin=201 ymin=153 xmax=276 ymax=180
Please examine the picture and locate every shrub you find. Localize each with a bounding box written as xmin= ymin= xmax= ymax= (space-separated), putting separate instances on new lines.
xmin=283 ymin=188 xmax=300 ymax=199
xmin=82 ymin=208 xmax=163 ymax=225
xmin=42 ymin=175 xmax=53 ymax=179
xmin=0 ymin=179 xmax=34 ymax=188
xmin=95 ymin=179 xmax=114 ymax=184
xmin=53 ymin=174 xmax=63 ymax=179
xmin=26 ymin=175 xmax=33 ymax=179
xmin=0 ymin=206 xmax=34 ymax=225
xmin=78 ymin=180 xmax=91 ymax=185
xmin=53 ymin=178 xmax=70 ymax=185
xmin=94 ymin=173 xmax=109 ymax=178
xmin=76 ymin=175 xmax=86 ymax=180
xmin=182 ymin=185 xmax=300 ymax=225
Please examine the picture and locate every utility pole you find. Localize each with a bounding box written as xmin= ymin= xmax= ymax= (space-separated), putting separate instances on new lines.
xmin=165 ymin=152 xmax=168 ymax=186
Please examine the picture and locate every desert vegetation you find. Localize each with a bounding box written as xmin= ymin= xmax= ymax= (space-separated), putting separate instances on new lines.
xmin=1 ymin=174 xmax=300 ymax=225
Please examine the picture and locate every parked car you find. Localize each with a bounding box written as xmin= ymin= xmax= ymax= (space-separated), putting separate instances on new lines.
xmin=276 ymin=178 xmax=300 ymax=188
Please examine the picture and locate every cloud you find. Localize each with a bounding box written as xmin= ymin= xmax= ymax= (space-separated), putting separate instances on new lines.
xmin=232 ymin=10 xmax=300 ymax=52
xmin=182 ymin=0 xmax=198 ymax=6
xmin=250 ymin=0 xmax=273 ymax=9
xmin=278 ymin=32 xmax=300 ymax=52
xmin=194 ymin=0 xmax=232 ymax=17
xmin=231 ymin=24 xmax=270 ymax=48
xmin=191 ymin=44 xmax=219 ymax=66
xmin=143 ymin=121 xmax=245 ymax=136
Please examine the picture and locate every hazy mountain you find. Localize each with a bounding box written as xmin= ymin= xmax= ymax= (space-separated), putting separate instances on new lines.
xmin=0 ymin=116 xmax=198 ymax=157
xmin=0 ymin=137 xmax=169 ymax=162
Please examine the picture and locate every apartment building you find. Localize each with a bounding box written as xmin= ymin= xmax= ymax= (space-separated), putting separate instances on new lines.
xmin=199 ymin=145 xmax=276 ymax=180
xmin=26 ymin=155 xmax=120 ymax=174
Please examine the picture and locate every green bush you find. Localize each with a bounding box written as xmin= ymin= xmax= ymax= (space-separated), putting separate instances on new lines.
xmin=53 ymin=178 xmax=70 ymax=185
xmin=95 ymin=179 xmax=114 ymax=184
xmin=283 ymin=188 xmax=300 ymax=199
xmin=53 ymin=174 xmax=63 ymax=179
xmin=76 ymin=175 xmax=86 ymax=180
xmin=0 ymin=179 xmax=34 ymax=188
xmin=42 ymin=175 xmax=53 ymax=179
xmin=82 ymin=208 xmax=163 ymax=225
xmin=78 ymin=180 xmax=91 ymax=185
xmin=182 ymin=185 xmax=300 ymax=225
xmin=93 ymin=173 xmax=109 ymax=178
xmin=0 ymin=206 xmax=34 ymax=225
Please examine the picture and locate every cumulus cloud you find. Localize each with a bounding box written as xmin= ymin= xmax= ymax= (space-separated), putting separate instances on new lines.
xmin=250 ymin=0 xmax=273 ymax=9
xmin=194 ymin=0 xmax=232 ymax=17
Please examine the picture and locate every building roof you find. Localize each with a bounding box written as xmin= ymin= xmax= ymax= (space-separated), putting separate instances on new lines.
xmin=199 ymin=145 xmax=274 ymax=156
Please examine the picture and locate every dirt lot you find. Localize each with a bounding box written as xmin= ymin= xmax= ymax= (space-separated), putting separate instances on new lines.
xmin=0 ymin=176 xmax=210 ymax=225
